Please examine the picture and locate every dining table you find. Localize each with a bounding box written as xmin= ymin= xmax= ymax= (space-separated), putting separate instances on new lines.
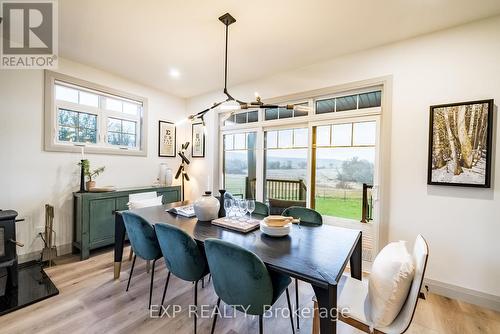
xmin=113 ymin=201 xmax=362 ymax=334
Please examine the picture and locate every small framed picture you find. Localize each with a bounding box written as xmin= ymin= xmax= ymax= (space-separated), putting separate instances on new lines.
xmin=428 ymin=99 xmax=494 ymax=187
xmin=192 ymin=123 xmax=205 ymax=158
xmin=158 ymin=121 xmax=176 ymax=157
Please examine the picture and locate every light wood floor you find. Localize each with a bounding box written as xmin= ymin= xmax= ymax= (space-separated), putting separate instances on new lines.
xmin=0 ymin=247 xmax=499 ymax=334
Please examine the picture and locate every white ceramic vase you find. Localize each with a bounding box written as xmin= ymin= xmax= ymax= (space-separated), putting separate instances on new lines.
xmin=164 ymin=168 xmax=173 ymax=186
xmin=159 ymin=163 xmax=173 ymax=186
xmin=193 ymin=191 xmax=220 ymax=221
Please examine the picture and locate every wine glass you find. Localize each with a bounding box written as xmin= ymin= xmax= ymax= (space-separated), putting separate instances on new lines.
xmin=224 ymin=199 xmax=233 ymax=222
xmin=238 ymin=199 xmax=247 ymax=222
xmin=247 ymin=199 xmax=255 ymax=222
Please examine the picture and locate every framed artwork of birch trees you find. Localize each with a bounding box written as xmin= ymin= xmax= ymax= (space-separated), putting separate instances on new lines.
xmin=428 ymin=99 xmax=493 ymax=187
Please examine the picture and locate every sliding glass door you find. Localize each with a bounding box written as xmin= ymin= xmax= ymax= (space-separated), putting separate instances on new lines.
xmin=222 ymin=132 xmax=257 ymax=199
xmin=264 ymin=127 xmax=308 ymax=213
xmin=311 ymin=120 xmax=377 ymax=221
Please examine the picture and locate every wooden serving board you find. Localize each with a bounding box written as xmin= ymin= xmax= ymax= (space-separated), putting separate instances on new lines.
xmin=211 ymin=218 xmax=261 ymax=233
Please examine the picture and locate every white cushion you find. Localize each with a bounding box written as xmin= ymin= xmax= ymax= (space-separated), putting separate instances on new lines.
xmin=338 ymin=275 xmax=371 ymax=324
xmin=128 ymin=195 xmax=163 ymax=209
xmin=368 ymin=240 xmax=415 ymax=328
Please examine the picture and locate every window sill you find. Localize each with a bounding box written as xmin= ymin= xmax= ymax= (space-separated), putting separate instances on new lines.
xmin=322 ymin=215 xmax=373 ymax=227
xmin=44 ymin=142 xmax=146 ymax=157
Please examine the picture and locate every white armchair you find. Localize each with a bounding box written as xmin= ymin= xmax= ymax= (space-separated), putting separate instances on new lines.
xmin=312 ymin=235 xmax=429 ymax=334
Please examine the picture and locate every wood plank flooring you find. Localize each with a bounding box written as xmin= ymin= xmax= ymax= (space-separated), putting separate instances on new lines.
xmin=0 ymin=247 xmax=499 ymax=334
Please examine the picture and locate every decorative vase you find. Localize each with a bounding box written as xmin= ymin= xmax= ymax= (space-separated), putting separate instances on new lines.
xmin=218 ymin=189 xmax=226 ymax=218
xmin=159 ymin=163 xmax=169 ymax=186
xmin=193 ymin=191 xmax=220 ymax=221
xmin=165 ymin=168 xmax=173 ymax=186
xmin=79 ymin=159 xmax=86 ymax=192
xmin=86 ymin=181 xmax=96 ymax=190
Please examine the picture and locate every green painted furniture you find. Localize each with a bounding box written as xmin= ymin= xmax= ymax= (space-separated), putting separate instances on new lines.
xmin=73 ymin=185 xmax=180 ymax=260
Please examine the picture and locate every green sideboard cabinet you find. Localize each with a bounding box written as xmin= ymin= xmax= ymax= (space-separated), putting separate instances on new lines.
xmin=73 ymin=185 xmax=181 ymax=260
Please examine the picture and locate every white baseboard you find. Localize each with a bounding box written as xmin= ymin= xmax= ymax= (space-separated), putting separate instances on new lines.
xmin=18 ymin=243 xmax=73 ymax=264
xmin=424 ymin=278 xmax=500 ymax=312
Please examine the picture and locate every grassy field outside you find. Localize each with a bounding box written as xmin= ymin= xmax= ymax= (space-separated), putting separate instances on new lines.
xmin=224 ymin=172 xmax=364 ymax=220
xmin=314 ymin=197 xmax=362 ymax=220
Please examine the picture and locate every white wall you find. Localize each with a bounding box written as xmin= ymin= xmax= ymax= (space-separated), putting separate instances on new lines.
xmin=186 ymin=16 xmax=500 ymax=298
xmin=0 ymin=58 xmax=187 ymax=260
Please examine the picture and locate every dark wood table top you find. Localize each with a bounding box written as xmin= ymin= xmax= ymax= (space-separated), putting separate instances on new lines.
xmin=125 ymin=201 xmax=361 ymax=289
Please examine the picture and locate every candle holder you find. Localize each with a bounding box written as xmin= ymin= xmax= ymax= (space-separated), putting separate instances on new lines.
xmin=78 ymin=159 xmax=86 ymax=193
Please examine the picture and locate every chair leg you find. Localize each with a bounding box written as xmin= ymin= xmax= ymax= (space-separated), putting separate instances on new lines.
xmin=285 ymin=288 xmax=295 ymax=334
xmin=208 ymin=274 xmax=211 ymax=282
xmin=161 ymin=271 xmax=171 ymax=306
xmin=126 ymin=255 xmax=136 ymax=292
xmin=148 ymin=259 xmax=157 ymax=309
xmin=194 ymin=280 xmax=199 ymax=334
xmin=202 ymin=276 xmax=205 ymax=289
xmin=128 ymin=247 xmax=133 ymax=261
xmin=312 ymin=300 xmax=320 ymax=334
xmin=210 ymin=297 xmax=221 ymax=334
xmin=295 ymin=278 xmax=300 ymax=329
xmin=146 ymin=260 xmax=151 ymax=273
xmin=259 ymin=315 xmax=263 ymax=334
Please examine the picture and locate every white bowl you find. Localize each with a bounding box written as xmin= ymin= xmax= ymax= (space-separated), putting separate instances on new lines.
xmin=260 ymin=221 xmax=291 ymax=237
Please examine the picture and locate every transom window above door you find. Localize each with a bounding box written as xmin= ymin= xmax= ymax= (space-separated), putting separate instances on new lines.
xmin=265 ymin=102 xmax=309 ymax=120
xmin=316 ymin=90 xmax=381 ymax=114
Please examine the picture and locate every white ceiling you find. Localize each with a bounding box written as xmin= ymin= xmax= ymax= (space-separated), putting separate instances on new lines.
xmin=59 ymin=0 xmax=500 ymax=98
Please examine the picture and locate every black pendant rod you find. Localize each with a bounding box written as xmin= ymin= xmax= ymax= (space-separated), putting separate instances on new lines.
xmin=224 ymin=23 xmax=229 ymax=93
xmin=187 ymin=12 xmax=306 ymax=121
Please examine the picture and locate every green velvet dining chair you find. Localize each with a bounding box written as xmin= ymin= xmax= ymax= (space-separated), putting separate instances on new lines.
xmin=205 ymin=239 xmax=295 ymax=334
xmin=282 ymin=206 xmax=323 ymax=330
xmin=121 ymin=211 xmax=162 ymax=309
xmin=253 ymin=201 xmax=270 ymax=217
xmin=155 ymin=223 xmax=210 ymax=334
xmin=282 ymin=206 xmax=323 ymax=226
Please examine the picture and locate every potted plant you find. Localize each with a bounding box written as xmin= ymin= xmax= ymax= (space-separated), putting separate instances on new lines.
xmin=78 ymin=160 xmax=105 ymax=190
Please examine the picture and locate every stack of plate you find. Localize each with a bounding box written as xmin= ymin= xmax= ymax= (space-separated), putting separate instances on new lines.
xmin=260 ymin=216 xmax=292 ymax=237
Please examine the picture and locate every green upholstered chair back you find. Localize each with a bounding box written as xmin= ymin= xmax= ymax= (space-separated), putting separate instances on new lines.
xmin=224 ymin=192 xmax=236 ymax=201
xmin=282 ymin=206 xmax=323 ymax=226
xmin=122 ymin=212 xmax=162 ymax=260
xmin=204 ymin=239 xmax=274 ymax=315
xmin=253 ymin=201 xmax=270 ymax=217
xmin=155 ymin=223 xmax=208 ymax=282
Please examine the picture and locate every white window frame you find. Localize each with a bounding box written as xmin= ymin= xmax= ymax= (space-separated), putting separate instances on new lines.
xmin=216 ymin=76 xmax=392 ymax=257
xmin=44 ymin=70 xmax=148 ymax=156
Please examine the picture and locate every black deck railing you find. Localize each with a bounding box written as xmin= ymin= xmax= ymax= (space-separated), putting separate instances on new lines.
xmin=361 ymin=183 xmax=373 ymax=223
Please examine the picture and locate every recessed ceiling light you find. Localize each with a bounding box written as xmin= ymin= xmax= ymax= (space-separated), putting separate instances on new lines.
xmin=169 ymin=68 xmax=180 ymax=78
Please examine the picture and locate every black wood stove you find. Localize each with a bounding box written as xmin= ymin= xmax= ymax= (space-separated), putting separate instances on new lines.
xmin=0 ymin=210 xmax=22 ymax=297
xmin=0 ymin=210 xmax=59 ymax=316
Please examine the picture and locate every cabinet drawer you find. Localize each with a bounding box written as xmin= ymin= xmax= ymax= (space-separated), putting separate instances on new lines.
xmin=89 ymin=198 xmax=115 ymax=244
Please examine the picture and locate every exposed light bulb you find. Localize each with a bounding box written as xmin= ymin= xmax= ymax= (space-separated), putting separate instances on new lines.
xmin=175 ymin=118 xmax=188 ymax=126
xmin=219 ymin=100 xmax=241 ymax=111
xmin=293 ymin=105 xmax=312 ymax=113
